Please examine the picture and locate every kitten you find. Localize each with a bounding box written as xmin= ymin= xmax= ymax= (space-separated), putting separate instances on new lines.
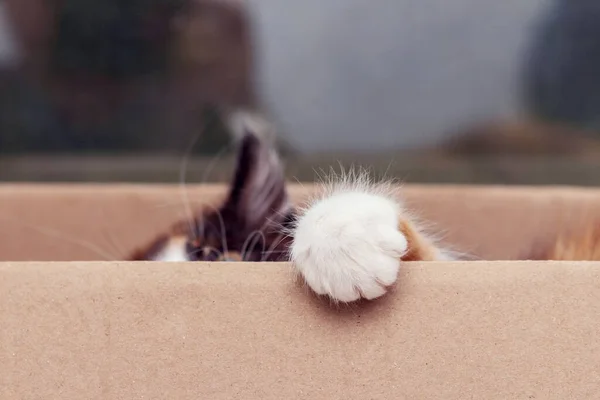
xmin=130 ymin=122 xmax=451 ymax=303
xmin=130 ymin=130 xmax=295 ymax=263
xmin=131 ymin=120 xmax=600 ymax=303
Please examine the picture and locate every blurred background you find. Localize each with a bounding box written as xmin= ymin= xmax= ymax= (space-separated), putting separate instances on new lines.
xmin=1 ymin=0 xmax=600 ymax=184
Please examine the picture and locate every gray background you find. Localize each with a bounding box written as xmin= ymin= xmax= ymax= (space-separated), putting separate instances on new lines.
xmin=0 ymin=0 xmax=552 ymax=153
xmin=250 ymin=0 xmax=549 ymax=152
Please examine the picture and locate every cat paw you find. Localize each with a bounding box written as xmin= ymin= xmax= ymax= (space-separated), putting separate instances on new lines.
xmin=291 ymin=190 xmax=408 ymax=302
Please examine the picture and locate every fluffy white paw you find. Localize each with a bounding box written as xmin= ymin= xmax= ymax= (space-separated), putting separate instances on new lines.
xmin=291 ymin=191 xmax=408 ymax=302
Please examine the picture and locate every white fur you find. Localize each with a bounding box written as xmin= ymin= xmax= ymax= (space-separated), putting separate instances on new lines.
xmin=291 ymin=176 xmax=409 ymax=302
xmin=152 ymin=237 xmax=190 ymax=262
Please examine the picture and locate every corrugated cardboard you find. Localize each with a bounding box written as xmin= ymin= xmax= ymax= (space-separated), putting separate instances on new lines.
xmin=1 ymin=184 xmax=600 ymax=399
xmin=3 ymin=183 xmax=600 ymax=261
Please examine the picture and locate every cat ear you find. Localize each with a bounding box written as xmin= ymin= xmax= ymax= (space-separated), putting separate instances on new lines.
xmin=226 ymin=109 xmax=277 ymax=143
xmin=222 ymin=117 xmax=291 ymax=230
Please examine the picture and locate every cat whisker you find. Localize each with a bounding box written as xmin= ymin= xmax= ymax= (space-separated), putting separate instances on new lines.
xmin=178 ymin=133 xmax=235 ymax=242
xmin=291 ymin=175 xmax=307 ymax=189
xmin=195 ymin=143 xmax=235 ymax=237
xmin=178 ymin=116 xmax=215 ymax=241
xmin=179 ymin=128 xmax=204 ymax=243
xmin=382 ymin=159 xmax=395 ymax=181
xmin=241 ymin=230 xmax=266 ymax=261
xmin=205 ymin=205 xmax=230 ymax=257
xmin=261 ymin=233 xmax=288 ymax=261
xmin=95 ymin=205 xmax=130 ymax=258
xmin=259 ymin=250 xmax=290 ymax=260
xmin=100 ymin=230 xmax=127 ymax=260
xmin=240 ymin=230 xmax=261 ymax=260
xmin=264 ymin=209 xmax=295 ymax=229
xmin=0 ymin=215 xmax=117 ymax=261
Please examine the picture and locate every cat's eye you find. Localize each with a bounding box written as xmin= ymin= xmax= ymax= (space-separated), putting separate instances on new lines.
xmin=187 ymin=244 xmax=222 ymax=262
xmin=200 ymin=247 xmax=221 ymax=261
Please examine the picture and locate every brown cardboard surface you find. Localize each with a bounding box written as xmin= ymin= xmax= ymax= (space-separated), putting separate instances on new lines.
xmin=2 ymin=184 xmax=600 ymax=399
xmin=2 ymin=184 xmax=600 ymax=260
xmin=1 ymin=261 xmax=599 ymax=399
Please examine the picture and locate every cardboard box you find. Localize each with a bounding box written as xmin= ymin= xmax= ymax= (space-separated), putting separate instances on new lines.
xmin=1 ymin=184 xmax=600 ymax=399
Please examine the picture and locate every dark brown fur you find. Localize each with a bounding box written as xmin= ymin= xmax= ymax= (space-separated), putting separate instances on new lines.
xmin=130 ymin=132 xmax=296 ymax=262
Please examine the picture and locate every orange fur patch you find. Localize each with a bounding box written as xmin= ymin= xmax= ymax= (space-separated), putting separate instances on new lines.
xmin=400 ymin=217 xmax=600 ymax=262
xmin=536 ymin=225 xmax=600 ymax=261
xmin=398 ymin=219 xmax=440 ymax=262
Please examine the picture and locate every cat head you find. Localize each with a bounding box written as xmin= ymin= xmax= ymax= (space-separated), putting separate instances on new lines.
xmin=131 ymin=126 xmax=295 ymax=262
